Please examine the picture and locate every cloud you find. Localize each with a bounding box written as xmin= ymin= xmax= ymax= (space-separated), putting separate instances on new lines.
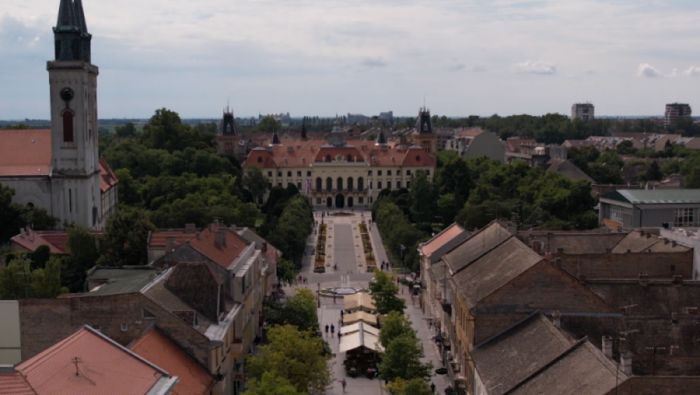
xmin=447 ymin=57 xmax=465 ymax=71
xmin=681 ymin=66 xmax=700 ymax=76
xmin=510 ymin=60 xmax=556 ymax=75
xmin=470 ymin=64 xmax=486 ymax=72
xmin=360 ymin=58 xmax=386 ymax=68
xmin=637 ymin=63 xmax=662 ymax=78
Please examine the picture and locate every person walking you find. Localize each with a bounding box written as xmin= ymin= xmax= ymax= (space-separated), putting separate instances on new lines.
xmin=431 ymin=382 xmax=436 ymax=393
xmin=325 ymin=324 xmax=329 ymax=336
xmin=330 ymin=324 xmax=335 ymax=337
xmin=341 ymin=378 xmax=347 ymax=393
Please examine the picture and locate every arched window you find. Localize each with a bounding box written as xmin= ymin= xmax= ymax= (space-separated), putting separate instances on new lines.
xmin=62 ymin=110 xmax=74 ymax=142
xmin=316 ymin=177 xmax=322 ymax=191
xmin=358 ymin=177 xmax=364 ymax=191
xmin=326 ymin=177 xmax=332 ymax=191
xmin=347 ymin=177 xmax=354 ymax=190
xmin=337 ymin=177 xmax=343 ymax=190
xmin=347 ymin=154 xmax=352 ymax=162
xmin=326 ymin=154 xmax=331 ymax=162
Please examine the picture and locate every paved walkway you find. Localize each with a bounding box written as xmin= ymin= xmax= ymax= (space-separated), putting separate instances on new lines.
xmin=291 ymin=209 xmax=449 ymax=394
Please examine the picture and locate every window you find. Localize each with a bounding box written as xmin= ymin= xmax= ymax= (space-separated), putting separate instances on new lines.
xmin=257 ymin=157 xmax=262 ymax=163
xmin=347 ymin=154 xmax=353 ymax=162
xmin=415 ymin=155 xmax=421 ymax=162
xmin=337 ymin=177 xmax=343 ymax=190
xmin=268 ymin=171 xmax=272 ymax=177
xmin=369 ymin=196 xmax=373 ymax=203
xmin=426 ymin=170 xmax=430 ymax=176
xmin=369 ymin=181 xmax=372 ymax=189
xmin=675 ymin=208 xmax=698 ymax=227
xmin=407 ymin=170 xmax=412 ymax=176
xmin=397 ymin=181 xmax=401 ymax=189
xmin=307 ymin=171 xmax=312 ymax=176
xmin=359 ymin=197 xmax=364 ymax=204
xmin=377 ymin=181 xmax=382 ymax=189
xmin=62 ymin=110 xmax=74 ymax=142
xmin=287 ymin=171 xmax=292 ymax=177
xmin=278 ymin=182 xmax=282 ymax=187
xmin=326 ymin=177 xmax=332 ymax=191
xmin=326 ymin=154 xmax=331 ymax=162
xmin=316 ymin=197 xmax=322 ymax=204
xmin=609 ymin=205 xmax=631 ymax=224
xmin=368 ymin=170 xmax=373 ymax=176
xmin=397 ymin=170 xmax=401 ymax=176
xmin=121 ymin=323 xmax=128 ymax=331
xmin=387 ymin=170 xmax=392 ymax=176
xmin=387 ymin=181 xmax=392 ymax=189
xmin=407 ymin=181 xmax=411 ymax=188
xmin=277 ymin=172 xmax=282 ymax=177
xmin=297 ymin=171 xmax=302 ymax=177
xmin=297 ymin=182 xmax=302 ymax=189
xmin=347 ymin=177 xmax=354 ymax=190
xmin=316 ymin=177 xmax=322 ymax=191
xmin=358 ymin=177 xmax=364 ymax=191
xmin=378 ymin=170 xmax=382 ymax=176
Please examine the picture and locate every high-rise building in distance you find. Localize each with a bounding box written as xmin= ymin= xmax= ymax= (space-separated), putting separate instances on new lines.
xmin=571 ymin=103 xmax=595 ymax=123
xmin=664 ymin=103 xmax=692 ymax=127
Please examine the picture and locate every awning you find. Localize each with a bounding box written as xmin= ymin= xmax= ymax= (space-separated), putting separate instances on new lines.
xmin=341 ymin=321 xmax=380 ymax=337
xmin=343 ymin=311 xmax=378 ymax=326
xmin=339 ymin=322 xmax=383 ymax=353
xmin=344 ymin=294 xmax=376 ymax=312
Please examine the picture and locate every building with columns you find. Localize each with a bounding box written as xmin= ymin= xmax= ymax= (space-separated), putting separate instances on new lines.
xmin=0 ymin=0 xmax=118 ymax=229
xmin=242 ymin=111 xmax=437 ymax=208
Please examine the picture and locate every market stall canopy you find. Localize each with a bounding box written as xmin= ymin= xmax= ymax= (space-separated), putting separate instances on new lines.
xmin=343 ymin=311 xmax=378 ymax=326
xmin=344 ymin=294 xmax=376 ymax=313
xmin=341 ymin=321 xmax=380 ymax=337
xmin=339 ymin=322 xmax=383 ymax=353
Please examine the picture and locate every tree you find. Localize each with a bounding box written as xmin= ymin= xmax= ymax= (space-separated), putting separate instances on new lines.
xmin=246 ymin=325 xmax=332 ymax=395
xmin=243 ymin=166 xmax=269 ymax=205
xmin=97 ymin=209 xmax=155 ymax=266
xmin=0 ymin=256 xmax=67 ymax=299
xmin=64 ymin=225 xmax=101 ymax=292
xmin=686 ymin=167 xmax=700 ymax=188
xmin=29 ymin=245 xmax=51 ymax=270
xmin=379 ymin=311 xmax=416 ymax=349
xmin=385 ymin=378 xmax=433 ymax=395
xmin=115 ymin=122 xmax=138 ymax=138
xmin=255 ymin=117 xmax=282 ymax=133
xmin=378 ymin=333 xmax=433 ymax=382
xmin=409 ymin=170 xmax=437 ymax=224
xmin=369 ymin=270 xmax=406 ymax=315
xmin=276 ymin=258 xmax=297 ymax=287
xmin=646 ymin=161 xmax=662 ymax=181
xmin=264 ymin=288 xmax=318 ymax=333
xmin=244 ymin=371 xmax=306 ymax=395
xmin=616 ymin=140 xmax=637 ymax=155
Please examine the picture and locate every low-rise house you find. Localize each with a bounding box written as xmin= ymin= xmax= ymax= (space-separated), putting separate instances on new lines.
xmin=599 ymin=189 xmax=700 ymax=229
xmin=12 ymin=325 xmax=178 ymax=395
xmin=446 ymin=129 xmax=505 ymax=163
xmin=660 ymin=227 xmax=700 ymax=279
xmin=10 ymin=228 xmax=71 ymax=255
xmin=544 ymin=158 xmax=594 ymax=182
xmin=505 ymin=143 xmax=567 ymax=167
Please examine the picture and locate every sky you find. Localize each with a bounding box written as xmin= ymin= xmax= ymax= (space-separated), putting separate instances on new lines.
xmin=1 ymin=0 xmax=699 ymax=119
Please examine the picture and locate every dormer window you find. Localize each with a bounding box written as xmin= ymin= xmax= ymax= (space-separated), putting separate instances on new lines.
xmin=416 ymin=155 xmax=421 ymax=161
xmin=257 ymin=156 xmax=262 ymax=163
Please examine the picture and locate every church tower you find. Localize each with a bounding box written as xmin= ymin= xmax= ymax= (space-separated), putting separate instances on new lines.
xmin=217 ymin=105 xmax=241 ymax=157
xmin=48 ymin=0 xmax=103 ymax=228
xmin=413 ymin=107 xmax=437 ymax=154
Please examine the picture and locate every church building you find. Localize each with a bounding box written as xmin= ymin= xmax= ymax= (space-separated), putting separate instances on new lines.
xmin=0 ymin=0 xmax=118 ymax=229
xmin=242 ymin=108 xmax=437 ymax=208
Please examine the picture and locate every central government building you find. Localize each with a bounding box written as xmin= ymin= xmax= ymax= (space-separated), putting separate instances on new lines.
xmin=241 ymin=110 xmax=437 ymax=208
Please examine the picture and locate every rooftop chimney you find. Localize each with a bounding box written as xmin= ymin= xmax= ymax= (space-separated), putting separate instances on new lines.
xmin=602 ymin=336 xmax=613 ymax=359
xmin=552 ymin=311 xmax=561 ymax=328
xmin=215 ymin=230 xmax=226 ymax=248
xmin=620 ymin=352 xmax=632 ymax=376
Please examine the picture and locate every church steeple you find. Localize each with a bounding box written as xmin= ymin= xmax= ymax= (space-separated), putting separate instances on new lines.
xmin=375 ymin=129 xmax=388 ymax=146
xmin=270 ymin=130 xmax=281 ymax=146
xmin=54 ymin=0 xmax=92 ymax=62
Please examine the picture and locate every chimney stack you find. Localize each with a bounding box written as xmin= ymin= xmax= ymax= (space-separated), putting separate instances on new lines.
xmin=620 ymin=352 xmax=632 ymax=376
xmin=552 ymin=311 xmax=561 ymax=328
xmin=602 ymin=336 xmax=613 ymax=359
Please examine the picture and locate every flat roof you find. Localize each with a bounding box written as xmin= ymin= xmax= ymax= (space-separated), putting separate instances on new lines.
xmin=601 ymin=189 xmax=700 ymax=205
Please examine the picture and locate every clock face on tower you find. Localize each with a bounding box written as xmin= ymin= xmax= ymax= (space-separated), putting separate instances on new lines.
xmin=60 ymin=87 xmax=74 ymax=102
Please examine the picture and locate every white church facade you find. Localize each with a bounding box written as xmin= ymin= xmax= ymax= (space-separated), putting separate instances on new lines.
xmin=0 ymin=0 xmax=118 ymax=230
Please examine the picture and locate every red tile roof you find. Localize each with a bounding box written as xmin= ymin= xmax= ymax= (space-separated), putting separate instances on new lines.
xmin=241 ymin=139 xmax=436 ymax=169
xmin=458 ymin=128 xmax=485 ymax=137
xmin=11 ymin=229 xmax=70 ymax=254
xmin=129 ymin=328 xmax=216 ymax=395
xmin=0 ymin=129 xmax=52 ymax=176
xmin=16 ymin=326 xmax=170 ymax=395
xmin=149 ymin=229 xmax=197 ymax=248
xmin=0 ymin=129 xmax=117 ymax=192
xmin=0 ymin=372 xmax=36 ymax=395
xmin=188 ymin=224 xmax=250 ymax=269
xmin=420 ymin=223 xmax=466 ymax=259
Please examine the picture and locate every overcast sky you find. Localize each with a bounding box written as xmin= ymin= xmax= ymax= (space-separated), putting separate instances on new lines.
xmin=1 ymin=0 xmax=699 ymax=119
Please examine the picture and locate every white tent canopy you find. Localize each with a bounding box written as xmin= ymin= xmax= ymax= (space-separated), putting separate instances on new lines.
xmin=343 ymin=311 xmax=378 ymax=326
xmin=339 ymin=321 xmax=383 ymax=353
xmin=344 ymin=294 xmax=376 ymax=313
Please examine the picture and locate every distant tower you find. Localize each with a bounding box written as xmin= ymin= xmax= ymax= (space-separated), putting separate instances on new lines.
xmin=269 ymin=130 xmax=282 ymax=147
xmin=327 ymin=116 xmax=346 ymax=147
xmin=375 ymin=129 xmax=388 ymax=146
xmin=664 ymin=103 xmax=692 ymax=128
xmin=571 ymin=103 xmax=595 ymax=123
xmin=217 ymin=105 xmax=241 ymax=157
xmin=49 ymin=0 xmax=104 ymax=228
xmin=412 ymin=107 xmax=437 ymax=154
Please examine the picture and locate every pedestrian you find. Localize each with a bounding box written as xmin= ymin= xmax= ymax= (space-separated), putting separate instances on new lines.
xmin=396 ymin=276 xmax=400 ymax=285
xmin=333 ymin=293 xmax=337 ymax=304
xmin=330 ymin=324 xmax=335 ymax=337
xmin=325 ymin=324 xmax=329 ymax=335
xmin=340 ymin=310 xmax=344 ymax=318
xmin=431 ymin=382 xmax=436 ymax=393
xmin=341 ymin=378 xmax=347 ymax=393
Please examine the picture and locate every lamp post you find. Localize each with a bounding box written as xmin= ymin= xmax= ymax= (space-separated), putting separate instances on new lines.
xmin=317 ymin=282 xmax=321 ymax=308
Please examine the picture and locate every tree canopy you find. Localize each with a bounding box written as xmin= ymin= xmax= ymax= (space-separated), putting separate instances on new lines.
xmin=369 ymin=270 xmax=406 ymax=315
xmin=378 ymin=333 xmax=433 ymax=382
xmin=264 ymin=288 xmax=319 ymax=333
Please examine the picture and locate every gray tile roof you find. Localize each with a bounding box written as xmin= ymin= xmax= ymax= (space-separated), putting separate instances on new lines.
xmin=507 ymin=341 xmax=621 ymax=395
xmin=454 ymin=237 xmax=543 ymax=307
xmin=443 ymin=221 xmax=513 ymax=274
xmin=517 ymin=231 xmax=627 ymax=255
xmin=87 ymin=267 xmax=158 ymax=296
xmin=611 ymin=231 xmax=690 ymax=254
xmin=601 ymin=189 xmax=700 ymax=205
xmin=473 ymin=313 xmax=576 ymax=395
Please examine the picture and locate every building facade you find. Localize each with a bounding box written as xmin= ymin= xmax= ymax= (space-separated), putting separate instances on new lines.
xmin=664 ymin=103 xmax=692 ymax=127
xmin=599 ymin=189 xmax=700 ymax=229
xmin=0 ymin=0 xmax=117 ymax=229
xmin=571 ymin=103 xmax=595 ymax=122
xmin=242 ymin=112 xmax=436 ymax=208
